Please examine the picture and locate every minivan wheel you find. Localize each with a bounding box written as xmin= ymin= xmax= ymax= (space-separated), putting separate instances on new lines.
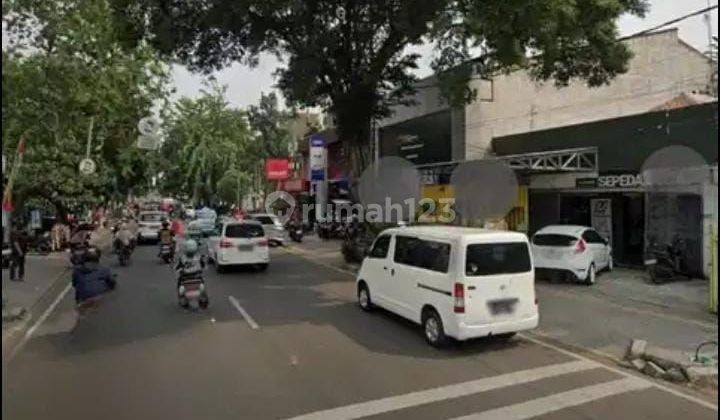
xmin=422 ymin=310 xmax=448 ymax=348
xmin=358 ymin=284 xmax=373 ymax=311
xmin=584 ymin=264 xmax=596 ymax=286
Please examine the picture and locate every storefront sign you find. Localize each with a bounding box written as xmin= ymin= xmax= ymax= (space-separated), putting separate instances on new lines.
xmin=309 ymin=135 xmax=326 ymax=181
xmin=265 ymin=158 xmax=290 ymax=180
xmin=576 ymin=173 xmax=643 ymax=189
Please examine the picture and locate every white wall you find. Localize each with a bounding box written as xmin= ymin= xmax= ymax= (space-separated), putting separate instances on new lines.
xmin=466 ymin=29 xmax=715 ymax=159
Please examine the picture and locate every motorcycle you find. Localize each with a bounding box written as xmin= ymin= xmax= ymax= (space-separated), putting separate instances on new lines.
xmin=115 ymin=241 xmax=132 ymax=266
xmin=177 ymin=258 xmax=209 ymax=310
xmin=644 ymin=238 xmax=689 ymax=284
xmin=31 ymin=232 xmax=53 ymax=254
xmin=70 ymin=244 xmax=100 ymax=266
xmin=286 ymin=221 xmax=304 ymax=243
xmin=159 ymin=242 xmax=175 ymax=264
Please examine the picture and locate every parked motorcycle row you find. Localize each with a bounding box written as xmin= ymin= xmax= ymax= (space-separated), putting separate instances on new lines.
xmin=644 ymin=236 xmax=692 ymax=284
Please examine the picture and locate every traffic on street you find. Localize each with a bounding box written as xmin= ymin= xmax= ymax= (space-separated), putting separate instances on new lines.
xmin=2 ymin=1 xmax=718 ymax=419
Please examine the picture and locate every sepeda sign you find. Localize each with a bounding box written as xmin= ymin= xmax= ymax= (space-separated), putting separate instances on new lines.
xmin=577 ymin=173 xmax=644 ymax=189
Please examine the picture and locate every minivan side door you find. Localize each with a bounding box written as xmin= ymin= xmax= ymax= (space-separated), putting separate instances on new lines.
xmin=392 ymin=236 xmax=452 ymax=322
xmin=364 ymin=234 xmax=393 ymax=307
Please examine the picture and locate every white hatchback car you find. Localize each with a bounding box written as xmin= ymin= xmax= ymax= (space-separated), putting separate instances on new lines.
xmin=248 ymin=213 xmax=286 ymax=246
xmin=356 ymin=226 xmax=539 ymax=347
xmin=207 ymin=220 xmax=270 ymax=272
xmin=531 ymin=225 xmax=613 ymax=285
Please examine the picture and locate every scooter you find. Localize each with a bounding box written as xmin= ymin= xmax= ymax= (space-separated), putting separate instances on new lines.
xmin=159 ymin=242 xmax=175 ymax=264
xmin=116 ymin=241 xmax=132 ymax=266
xmin=644 ymin=238 xmax=689 ymax=284
xmin=177 ymin=258 xmax=209 ymax=310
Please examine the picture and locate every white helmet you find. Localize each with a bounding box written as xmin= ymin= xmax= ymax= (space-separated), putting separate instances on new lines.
xmin=183 ymin=239 xmax=199 ymax=256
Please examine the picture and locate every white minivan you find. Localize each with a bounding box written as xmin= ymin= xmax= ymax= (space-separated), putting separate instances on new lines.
xmin=207 ymin=220 xmax=270 ymax=272
xmin=356 ymin=226 xmax=539 ymax=347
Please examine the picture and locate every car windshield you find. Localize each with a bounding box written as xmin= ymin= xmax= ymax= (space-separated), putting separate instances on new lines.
xmin=253 ymin=216 xmax=276 ymax=225
xmin=225 ymin=224 xmax=264 ymax=238
xmin=532 ymin=234 xmax=577 ymax=247
xmin=139 ymin=213 xmax=164 ymax=222
xmin=466 ymin=242 xmax=531 ymax=276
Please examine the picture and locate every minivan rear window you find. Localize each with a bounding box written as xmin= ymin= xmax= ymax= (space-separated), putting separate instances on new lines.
xmin=225 ymin=224 xmax=265 ymax=238
xmin=532 ymin=234 xmax=577 ymax=247
xmin=140 ymin=213 xmax=165 ymax=222
xmin=466 ymin=243 xmax=531 ymax=276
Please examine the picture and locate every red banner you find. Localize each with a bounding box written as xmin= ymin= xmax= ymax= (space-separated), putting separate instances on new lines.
xmin=265 ymin=158 xmax=290 ymax=180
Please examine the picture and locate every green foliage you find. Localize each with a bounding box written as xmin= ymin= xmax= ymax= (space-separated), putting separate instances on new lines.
xmin=158 ymin=83 xmax=252 ymax=206
xmin=2 ymin=0 xmax=170 ymax=215
xmin=117 ymin=0 xmax=647 ymax=176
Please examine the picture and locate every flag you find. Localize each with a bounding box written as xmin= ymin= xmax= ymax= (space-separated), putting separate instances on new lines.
xmin=2 ymin=131 xmax=30 ymax=213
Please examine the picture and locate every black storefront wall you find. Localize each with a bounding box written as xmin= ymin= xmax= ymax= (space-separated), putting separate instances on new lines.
xmin=530 ymin=191 xmax=646 ymax=266
xmin=379 ymin=110 xmax=453 ymax=165
xmin=498 ymin=103 xmax=717 ymax=270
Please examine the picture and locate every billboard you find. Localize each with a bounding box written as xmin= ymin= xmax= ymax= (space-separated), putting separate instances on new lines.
xmin=265 ymin=158 xmax=290 ymax=180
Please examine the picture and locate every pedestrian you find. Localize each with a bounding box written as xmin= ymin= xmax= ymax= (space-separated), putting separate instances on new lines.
xmin=9 ymin=228 xmax=28 ymax=282
xmin=51 ymin=221 xmax=65 ymax=252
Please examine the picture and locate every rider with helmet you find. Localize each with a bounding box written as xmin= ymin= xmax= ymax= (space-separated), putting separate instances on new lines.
xmin=71 ymin=247 xmax=116 ymax=308
xmin=174 ymin=239 xmax=209 ymax=309
xmin=158 ymin=219 xmax=176 ymax=258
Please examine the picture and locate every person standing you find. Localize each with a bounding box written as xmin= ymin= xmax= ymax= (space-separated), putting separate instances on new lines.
xmin=9 ymin=228 xmax=28 ymax=281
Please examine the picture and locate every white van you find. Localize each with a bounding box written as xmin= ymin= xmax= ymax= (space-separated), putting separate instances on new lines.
xmin=207 ymin=220 xmax=270 ymax=272
xmin=356 ymin=226 xmax=539 ymax=347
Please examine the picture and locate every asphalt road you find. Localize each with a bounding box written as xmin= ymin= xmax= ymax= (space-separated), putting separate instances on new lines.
xmin=2 ymin=245 xmax=717 ymax=420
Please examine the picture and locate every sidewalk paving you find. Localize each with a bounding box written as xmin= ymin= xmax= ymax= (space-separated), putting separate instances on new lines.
xmin=287 ymin=235 xmax=718 ymax=364
xmin=2 ymin=252 xmax=70 ymax=351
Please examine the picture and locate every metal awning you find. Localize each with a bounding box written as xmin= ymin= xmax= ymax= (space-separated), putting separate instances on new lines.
xmin=415 ymin=147 xmax=599 ymax=184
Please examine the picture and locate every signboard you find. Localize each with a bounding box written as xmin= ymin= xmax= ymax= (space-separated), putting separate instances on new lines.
xmin=309 ymin=135 xmax=326 ymax=181
xmin=30 ymin=210 xmax=41 ymax=229
xmin=591 ymin=199 xmax=612 ymax=246
xmin=265 ymin=158 xmax=290 ymax=180
xmin=137 ymin=117 xmax=161 ymax=150
xmin=279 ymin=178 xmax=307 ymax=192
xmin=79 ymin=158 xmax=96 ymax=175
xmin=577 ymin=173 xmax=643 ymax=189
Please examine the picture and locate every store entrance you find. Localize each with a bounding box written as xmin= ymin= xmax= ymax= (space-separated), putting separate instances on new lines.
xmin=558 ymin=193 xmax=644 ymax=266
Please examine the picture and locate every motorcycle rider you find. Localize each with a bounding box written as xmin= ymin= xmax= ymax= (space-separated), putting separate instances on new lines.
xmin=174 ymin=239 xmax=205 ymax=288
xmin=158 ymin=219 xmax=175 ymax=257
xmin=114 ymin=221 xmax=135 ymax=255
xmin=71 ymin=247 xmax=116 ymax=311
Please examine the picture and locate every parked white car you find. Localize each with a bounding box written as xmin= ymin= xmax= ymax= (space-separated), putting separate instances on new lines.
xmin=137 ymin=211 xmax=168 ymax=243
xmin=248 ymin=213 xmax=286 ymax=246
xmin=207 ymin=220 xmax=270 ymax=272
xmin=531 ymin=225 xmax=613 ymax=285
xmin=356 ymin=226 xmax=539 ymax=347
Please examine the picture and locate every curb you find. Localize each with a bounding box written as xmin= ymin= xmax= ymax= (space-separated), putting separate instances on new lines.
xmin=2 ymin=265 xmax=71 ymax=362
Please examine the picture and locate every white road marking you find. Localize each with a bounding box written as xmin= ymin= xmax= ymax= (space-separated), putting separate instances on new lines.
xmin=9 ymin=282 xmax=72 ymax=361
xmin=285 ymin=360 xmax=597 ymax=420
xmin=450 ymin=377 xmax=651 ymax=420
xmin=520 ymin=333 xmax=719 ymax=411
xmin=228 ymin=295 xmax=260 ymax=330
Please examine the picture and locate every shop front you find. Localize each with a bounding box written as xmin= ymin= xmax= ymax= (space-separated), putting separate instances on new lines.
xmin=529 ymin=174 xmax=647 ymax=266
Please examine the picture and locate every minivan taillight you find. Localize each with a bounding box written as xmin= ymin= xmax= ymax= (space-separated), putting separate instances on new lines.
xmin=219 ymin=239 xmax=233 ymax=248
xmin=574 ymin=238 xmax=587 ymax=254
xmin=453 ymin=283 xmax=465 ymax=313
xmin=257 ymin=239 xmax=269 ymax=247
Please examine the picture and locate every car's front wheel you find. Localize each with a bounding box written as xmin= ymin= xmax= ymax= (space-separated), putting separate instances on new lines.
xmin=357 ymin=283 xmax=373 ymax=311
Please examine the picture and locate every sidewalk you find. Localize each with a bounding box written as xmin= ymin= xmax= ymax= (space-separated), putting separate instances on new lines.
xmin=287 ymin=236 xmax=718 ymax=363
xmin=2 ymin=252 xmax=70 ymax=357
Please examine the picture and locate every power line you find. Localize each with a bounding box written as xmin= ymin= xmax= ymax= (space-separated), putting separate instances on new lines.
xmin=618 ymin=4 xmax=718 ymax=41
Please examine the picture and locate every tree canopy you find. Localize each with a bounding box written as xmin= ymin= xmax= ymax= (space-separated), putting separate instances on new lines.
xmin=3 ymin=0 xmax=170 ymax=217
xmin=117 ymin=0 xmax=648 ymax=174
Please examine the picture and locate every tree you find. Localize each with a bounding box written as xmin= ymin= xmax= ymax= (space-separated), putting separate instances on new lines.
xmin=159 ymin=83 xmax=253 ymax=205
xmin=3 ymin=0 xmax=170 ymax=217
xmin=246 ymin=91 xmax=294 ymax=200
xmin=117 ymin=0 xmax=647 ymax=176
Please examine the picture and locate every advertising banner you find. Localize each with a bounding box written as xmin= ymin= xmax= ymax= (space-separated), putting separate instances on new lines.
xmin=265 ymin=158 xmax=290 ymax=180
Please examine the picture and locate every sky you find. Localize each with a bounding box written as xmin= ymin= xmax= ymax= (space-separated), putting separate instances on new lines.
xmin=171 ymin=1 xmax=718 ymax=110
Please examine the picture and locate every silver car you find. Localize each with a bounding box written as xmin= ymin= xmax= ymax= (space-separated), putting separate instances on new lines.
xmin=248 ymin=213 xmax=286 ymax=246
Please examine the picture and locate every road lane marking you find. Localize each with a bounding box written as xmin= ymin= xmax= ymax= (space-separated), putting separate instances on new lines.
xmin=228 ymin=295 xmax=260 ymax=330
xmin=285 ymin=247 xmax=719 ymax=412
xmin=520 ymin=333 xmax=718 ymax=411
xmin=9 ymin=282 xmax=72 ymax=361
xmin=285 ymin=360 xmax=597 ymax=420
xmin=450 ymin=377 xmax=651 ymax=420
